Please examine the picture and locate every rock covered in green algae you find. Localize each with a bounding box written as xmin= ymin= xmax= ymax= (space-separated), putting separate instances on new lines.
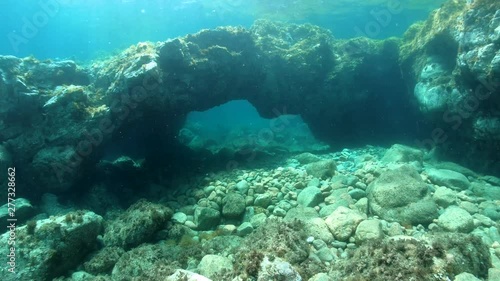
xmin=229 ymin=218 xmax=313 ymax=279
xmin=0 ymin=56 xmax=109 ymax=196
xmin=158 ymin=26 xmax=261 ymax=112
xmin=304 ymin=159 xmax=336 ymax=179
xmin=0 ymin=211 xmax=103 ymax=281
xmin=380 ymin=144 xmax=424 ymax=165
xmin=103 ymin=199 xmax=173 ymax=248
xmin=31 ymin=146 xmax=84 ymax=193
xmin=111 ymin=243 xmax=180 ymax=281
xmin=83 ymin=246 xmax=125 ymax=275
xmin=194 ymin=206 xmax=221 ymax=231
xmin=297 ymin=186 xmax=324 ymax=207
xmin=334 ymin=233 xmax=490 ymax=281
xmin=367 ymin=165 xmax=438 ymax=226
xmin=0 ymin=144 xmax=12 ymax=187
xmin=22 ymin=58 xmax=89 ymax=89
xmin=222 ymin=192 xmax=246 ymax=219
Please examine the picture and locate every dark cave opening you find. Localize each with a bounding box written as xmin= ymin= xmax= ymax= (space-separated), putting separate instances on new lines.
xmin=73 ymin=98 xmax=331 ymax=206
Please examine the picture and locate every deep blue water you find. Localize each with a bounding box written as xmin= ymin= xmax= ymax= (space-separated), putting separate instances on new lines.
xmin=0 ymin=0 xmax=443 ymax=61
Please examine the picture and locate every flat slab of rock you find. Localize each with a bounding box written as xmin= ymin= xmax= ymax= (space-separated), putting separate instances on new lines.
xmin=304 ymin=159 xmax=336 ymax=179
xmin=381 ymin=144 xmax=423 ymax=164
xmin=198 ymin=255 xmax=232 ymax=279
xmin=432 ymin=161 xmax=477 ymax=178
xmin=426 ymin=168 xmax=470 ymax=191
xmin=481 ymin=175 xmax=500 ymax=186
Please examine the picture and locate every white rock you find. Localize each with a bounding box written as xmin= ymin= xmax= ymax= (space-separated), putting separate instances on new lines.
xmin=433 ymin=186 xmax=457 ymax=207
xmin=426 ymin=168 xmax=470 ymax=191
xmin=172 ymin=212 xmax=188 ymax=224
xmin=197 ymin=255 xmax=232 ymax=279
xmin=167 ymin=269 xmax=212 ymax=281
xmin=438 ymin=206 xmax=474 ymax=233
xmin=218 ymin=224 xmax=236 ymax=235
xmin=236 ymin=180 xmax=250 ymax=194
xmin=354 ymin=219 xmax=384 ymax=243
xmin=185 ymin=220 xmax=197 ymax=229
xmin=258 ymin=256 xmax=301 ymax=281
xmin=324 ymin=206 xmax=366 ymax=242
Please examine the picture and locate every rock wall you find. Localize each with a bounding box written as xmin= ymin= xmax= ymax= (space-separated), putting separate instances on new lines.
xmin=400 ymin=0 xmax=500 ymax=171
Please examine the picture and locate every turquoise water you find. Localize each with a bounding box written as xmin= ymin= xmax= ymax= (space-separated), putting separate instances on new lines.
xmin=4 ymin=1 xmax=499 ymax=280
xmin=0 ymin=0 xmax=444 ymax=61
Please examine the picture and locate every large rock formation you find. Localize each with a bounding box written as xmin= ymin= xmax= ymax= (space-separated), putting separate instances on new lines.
xmin=0 ymin=0 xmax=498 ymax=199
xmin=400 ymin=0 xmax=500 ymax=171
xmin=0 ymin=20 xmax=411 ymax=199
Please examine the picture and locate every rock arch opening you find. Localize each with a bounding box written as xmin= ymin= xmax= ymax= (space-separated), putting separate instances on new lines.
xmin=178 ymin=99 xmax=329 ymax=157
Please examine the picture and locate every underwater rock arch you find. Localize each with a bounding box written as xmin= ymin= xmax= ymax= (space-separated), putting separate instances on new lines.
xmin=0 ymin=21 xmax=417 ymax=197
xmin=2 ymin=0 xmax=500 ymax=198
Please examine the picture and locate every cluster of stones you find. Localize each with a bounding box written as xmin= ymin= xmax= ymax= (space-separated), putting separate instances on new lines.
xmin=141 ymin=144 xmax=499 ymax=280
xmin=2 ymin=143 xmax=500 ymax=280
